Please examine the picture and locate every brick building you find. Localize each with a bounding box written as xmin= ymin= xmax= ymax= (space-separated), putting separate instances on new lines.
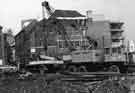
xmin=15 ymin=10 xmax=89 ymax=64
xmin=15 ymin=9 xmax=126 ymax=64
xmin=0 ymin=26 xmax=13 ymax=65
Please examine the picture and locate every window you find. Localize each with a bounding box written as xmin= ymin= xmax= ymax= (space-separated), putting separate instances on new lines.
xmin=118 ymin=47 xmax=121 ymax=54
xmin=112 ymin=48 xmax=117 ymax=53
xmin=112 ymin=39 xmax=120 ymax=42
xmin=71 ymin=24 xmax=76 ymax=28
xmin=74 ymin=41 xmax=80 ymax=48
xmin=82 ymin=40 xmax=86 ymax=46
xmin=57 ymin=40 xmax=65 ymax=49
xmin=39 ymin=39 xmax=43 ymax=46
xmin=105 ymin=48 xmax=110 ymax=54
xmin=58 ymin=40 xmax=64 ymax=48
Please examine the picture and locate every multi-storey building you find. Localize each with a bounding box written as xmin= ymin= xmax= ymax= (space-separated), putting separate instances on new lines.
xmin=104 ymin=21 xmax=125 ymax=61
xmin=86 ymin=12 xmax=126 ymax=61
xmin=110 ymin=21 xmax=125 ymax=55
xmin=86 ymin=11 xmax=125 ymax=55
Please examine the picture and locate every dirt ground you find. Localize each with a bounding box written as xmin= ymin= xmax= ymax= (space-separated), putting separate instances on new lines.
xmin=0 ymin=73 xmax=134 ymax=93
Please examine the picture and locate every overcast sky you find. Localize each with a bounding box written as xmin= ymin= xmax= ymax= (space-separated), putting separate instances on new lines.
xmin=0 ymin=0 xmax=134 ymax=40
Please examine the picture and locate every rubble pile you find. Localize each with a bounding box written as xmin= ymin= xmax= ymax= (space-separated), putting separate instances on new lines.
xmin=120 ymin=77 xmax=135 ymax=92
xmin=45 ymin=80 xmax=90 ymax=93
xmin=93 ymin=80 xmax=129 ymax=93
xmin=43 ymin=79 xmax=129 ymax=93
xmin=0 ymin=74 xmax=133 ymax=93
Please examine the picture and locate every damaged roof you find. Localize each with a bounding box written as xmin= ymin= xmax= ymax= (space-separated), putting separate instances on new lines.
xmin=16 ymin=9 xmax=85 ymax=38
xmin=50 ymin=10 xmax=85 ymax=18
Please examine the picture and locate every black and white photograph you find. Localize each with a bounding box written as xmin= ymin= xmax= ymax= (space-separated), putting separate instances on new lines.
xmin=0 ymin=0 xmax=135 ymax=92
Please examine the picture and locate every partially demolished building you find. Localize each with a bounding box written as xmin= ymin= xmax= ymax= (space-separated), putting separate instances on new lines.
xmin=15 ymin=3 xmax=126 ymax=72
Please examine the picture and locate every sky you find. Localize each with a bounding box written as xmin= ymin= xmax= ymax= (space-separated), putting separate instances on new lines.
xmin=0 ymin=0 xmax=134 ymax=40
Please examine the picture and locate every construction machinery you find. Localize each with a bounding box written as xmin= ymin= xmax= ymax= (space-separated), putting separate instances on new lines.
xmin=19 ymin=1 xmax=135 ymax=74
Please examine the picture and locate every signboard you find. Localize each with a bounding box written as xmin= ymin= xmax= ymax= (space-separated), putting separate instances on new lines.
xmin=30 ymin=48 xmax=36 ymax=53
xmin=63 ymin=55 xmax=72 ymax=61
xmin=129 ymin=40 xmax=135 ymax=52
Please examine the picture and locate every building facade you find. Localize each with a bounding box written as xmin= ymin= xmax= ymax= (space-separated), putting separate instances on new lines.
xmin=110 ymin=21 xmax=125 ymax=54
xmin=86 ymin=15 xmax=126 ymax=61
xmin=86 ymin=20 xmax=111 ymax=49
xmin=0 ymin=26 xmax=14 ymax=65
xmin=15 ymin=9 xmax=126 ymax=64
xmin=15 ymin=10 xmax=90 ymax=64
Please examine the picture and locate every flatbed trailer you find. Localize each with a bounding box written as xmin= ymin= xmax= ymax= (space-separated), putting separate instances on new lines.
xmin=25 ymin=60 xmax=128 ymax=74
xmin=63 ymin=61 xmax=128 ymax=73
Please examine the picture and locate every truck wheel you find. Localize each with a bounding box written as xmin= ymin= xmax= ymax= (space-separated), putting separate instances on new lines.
xmin=108 ymin=65 xmax=120 ymax=73
xmin=78 ymin=66 xmax=88 ymax=72
xmin=40 ymin=65 xmax=48 ymax=75
xmin=67 ymin=66 xmax=77 ymax=72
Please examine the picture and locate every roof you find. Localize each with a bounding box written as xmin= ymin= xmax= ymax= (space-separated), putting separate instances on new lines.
xmin=50 ymin=10 xmax=85 ymax=18
xmin=15 ymin=20 xmax=38 ymax=38
xmin=15 ymin=10 xmax=85 ymax=38
xmin=110 ymin=21 xmax=124 ymax=25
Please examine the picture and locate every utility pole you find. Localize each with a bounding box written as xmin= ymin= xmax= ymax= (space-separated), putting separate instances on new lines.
xmin=2 ymin=30 xmax=5 ymax=65
xmin=0 ymin=26 xmax=5 ymax=65
xmin=102 ymin=36 xmax=105 ymax=62
xmin=0 ymin=26 xmax=2 ymax=65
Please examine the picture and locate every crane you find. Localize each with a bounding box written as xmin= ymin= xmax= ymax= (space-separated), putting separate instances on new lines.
xmin=50 ymin=19 xmax=75 ymax=51
xmin=42 ymin=1 xmax=55 ymax=19
xmin=41 ymin=1 xmax=75 ymax=51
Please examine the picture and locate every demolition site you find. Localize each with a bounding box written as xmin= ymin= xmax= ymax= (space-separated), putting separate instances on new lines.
xmin=0 ymin=1 xmax=135 ymax=93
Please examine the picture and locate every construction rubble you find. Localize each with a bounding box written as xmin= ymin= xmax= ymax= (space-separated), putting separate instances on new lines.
xmin=0 ymin=73 xmax=134 ymax=93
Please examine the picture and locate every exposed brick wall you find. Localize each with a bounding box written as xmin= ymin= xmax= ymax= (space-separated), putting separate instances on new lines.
xmin=15 ymin=18 xmax=91 ymax=63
